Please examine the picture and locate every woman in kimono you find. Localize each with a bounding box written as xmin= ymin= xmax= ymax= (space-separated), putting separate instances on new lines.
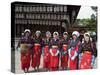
xmin=61 ymin=32 xmax=70 ymax=70
xmin=68 ymin=31 xmax=81 ymax=70
xmin=17 ymin=29 xmax=32 ymax=72
xmin=79 ymin=32 xmax=95 ymax=69
xmin=31 ymin=30 xmax=43 ymax=71
xmin=49 ymin=32 xmax=60 ymax=71
xmin=43 ymin=31 xmax=51 ymax=70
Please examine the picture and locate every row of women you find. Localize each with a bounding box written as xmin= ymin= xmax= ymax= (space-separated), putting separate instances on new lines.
xmin=17 ymin=29 xmax=97 ymax=72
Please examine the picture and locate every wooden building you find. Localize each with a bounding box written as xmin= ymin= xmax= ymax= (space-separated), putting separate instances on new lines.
xmin=11 ymin=2 xmax=81 ymax=37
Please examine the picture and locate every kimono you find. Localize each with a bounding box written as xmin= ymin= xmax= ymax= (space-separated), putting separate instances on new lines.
xmin=79 ymin=40 xmax=94 ymax=69
xmin=49 ymin=38 xmax=60 ymax=71
xmin=31 ymin=37 xmax=42 ymax=69
xmin=69 ymin=39 xmax=81 ymax=70
xmin=61 ymin=38 xmax=70 ymax=69
xmin=43 ymin=38 xmax=51 ymax=69
xmin=19 ymin=36 xmax=32 ymax=71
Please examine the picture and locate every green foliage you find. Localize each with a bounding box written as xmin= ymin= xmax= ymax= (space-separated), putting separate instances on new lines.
xmin=76 ymin=6 xmax=97 ymax=32
xmin=76 ymin=18 xmax=97 ymax=32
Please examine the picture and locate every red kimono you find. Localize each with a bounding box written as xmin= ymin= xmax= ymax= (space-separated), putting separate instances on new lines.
xmin=43 ymin=38 xmax=51 ymax=69
xmin=32 ymin=44 xmax=41 ymax=68
xmin=79 ymin=51 xmax=92 ymax=69
xmin=49 ymin=39 xmax=60 ymax=71
xmin=21 ymin=50 xmax=31 ymax=71
xmin=49 ymin=48 xmax=59 ymax=71
xmin=19 ymin=36 xmax=32 ymax=71
xmin=61 ymin=38 xmax=69 ymax=69
xmin=31 ymin=38 xmax=42 ymax=69
xmin=69 ymin=49 xmax=77 ymax=70
xmin=79 ymin=41 xmax=93 ymax=69
xmin=69 ymin=40 xmax=80 ymax=70
xmin=43 ymin=45 xmax=50 ymax=69
xmin=61 ymin=45 xmax=68 ymax=68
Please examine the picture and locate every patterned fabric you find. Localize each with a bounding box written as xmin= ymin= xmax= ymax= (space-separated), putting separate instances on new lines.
xmin=43 ymin=38 xmax=51 ymax=69
xmin=32 ymin=45 xmax=41 ymax=68
xmin=79 ymin=52 xmax=92 ymax=69
xmin=21 ymin=50 xmax=31 ymax=70
xmin=49 ymin=38 xmax=60 ymax=71
xmin=79 ymin=40 xmax=94 ymax=69
xmin=43 ymin=45 xmax=50 ymax=69
xmin=69 ymin=39 xmax=81 ymax=70
xmin=51 ymin=38 xmax=60 ymax=46
xmin=43 ymin=38 xmax=51 ymax=47
xmin=81 ymin=40 xmax=93 ymax=53
xmin=19 ymin=35 xmax=32 ymax=71
xmin=20 ymin=36 xmax=32 ymax=44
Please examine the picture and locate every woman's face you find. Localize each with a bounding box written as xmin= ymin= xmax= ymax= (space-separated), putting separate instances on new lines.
xmin=63 ymin=34 xmax=67 ymax=39
xmin=53 ymin=35 xmax=58 ymax=39
xmin=73 ymin=34 xmax=77 ymax=40
xmin=46 ymin=34 xmax=50 ymax=38
xmin=84 ymin=34 xmax=90 ymax=42
xmin=25 ymin=32 xmax=30 ymax=37
xmin=36 ymin=34 xmax=40 ymax=38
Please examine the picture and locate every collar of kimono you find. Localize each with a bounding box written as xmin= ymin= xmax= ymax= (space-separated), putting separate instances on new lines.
xmin=23 ymin=36 xmax=29 ymax=39
xmin=71 ymin=39 xmax=79 ymax=47
xmin=64 ymin=38 xmax=67 ymax=40
xmin=53 ymin=38 xmax=58 ymax=41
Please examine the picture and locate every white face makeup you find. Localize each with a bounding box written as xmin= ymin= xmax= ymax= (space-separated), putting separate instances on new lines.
xmin=46 ymin=34 xmax=51 ymax=38
xmin=53 ymin=35 xmax=58 ymax=39
xmin=84 ymin=34 xmax=90 ymax=42
xmin=84 ymin=36 xmax=89 ymax=42
xmin=36 ymin=34 xmax=40 ymax=38
xmin=73 ymin=34 xmax=77 ymax=40
xmin=63 ymin=34 xmax=67 ymax=39
xmin=25 ymin=32 xmax=30 ymax=37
